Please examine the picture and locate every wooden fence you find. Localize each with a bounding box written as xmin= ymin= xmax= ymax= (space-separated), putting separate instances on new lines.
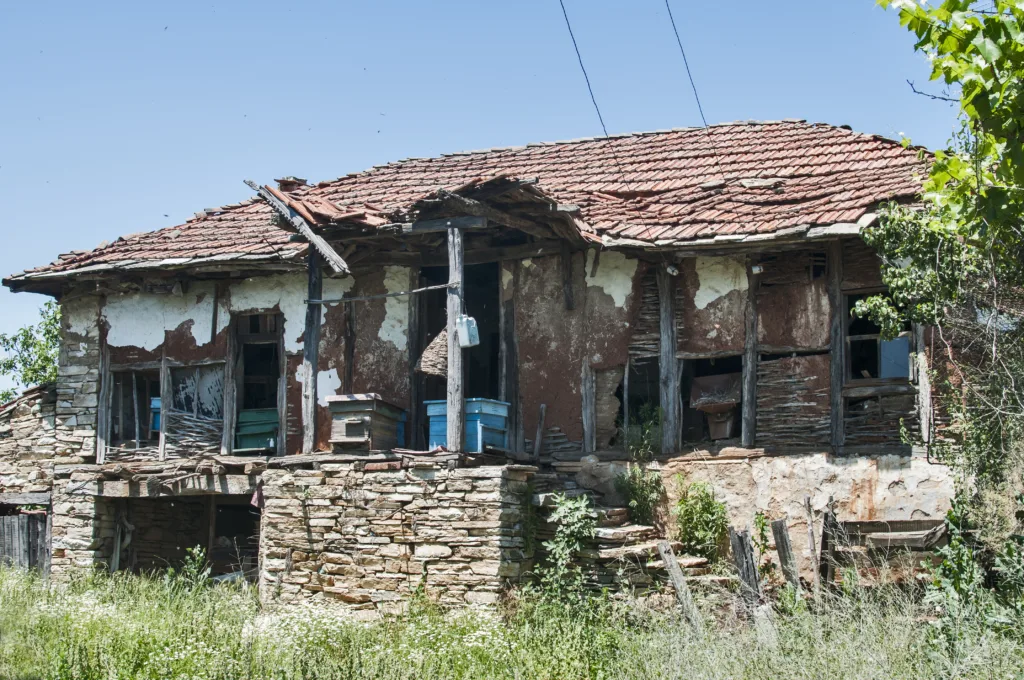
xmin=0 ymin=513 xmax=48 ymax=571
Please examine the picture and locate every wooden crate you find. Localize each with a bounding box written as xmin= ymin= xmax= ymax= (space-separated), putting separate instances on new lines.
xmin=326 ymin=394 xmax=404 ymax=451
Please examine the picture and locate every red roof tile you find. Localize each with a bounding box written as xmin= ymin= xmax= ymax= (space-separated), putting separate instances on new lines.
xmin=6 ymin=120 xmax=926 ymax=284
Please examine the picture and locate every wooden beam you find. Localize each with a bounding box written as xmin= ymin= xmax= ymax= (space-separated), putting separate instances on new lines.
xmin=276 ymin=313 xmax=288 ymax=457
xmin=96 ymin=342 xmax=111 ymax=464
xmin=220 ymin=328 xmax=237 ymax=456
xmin=657 ymin=541 xmax=704 ymax=635
xmin=729 ymin=526 xmax=762 ymax=612
xmin=342 ymin=298 xmax=355 ymax=394
xmin=446 ymin=226 xmax=466 ymax=452
xmin=402 ymin=215 xmax=487 ymax=234
xmin=408 ymin=267 xmax=423 ymax=449
xmin=158 ymin=352 xmax=171 ymax=460
xmin=301 ymin=250 xmax=322 ymax=454
xmin=532 ymin=404 xmax=547 ymax=462
xmin=0 ymin=492 xmax=51 ymax=506
xmin=501 ymin=259 xmax=524 ymax=453
xmin=245 ymin=180 xmax=350 ymax=275
xmin=657 ymin=268 xmax=680 ymax=454
xmin=742 ymin=264 xmax=760 ymax=448
xmin=132 ymin=372 xmax=141 ymax=450
xmin=435 ymin=190 xmax=555 ymax=240
xmin=828 ymin=241 xmax=845 ymax=449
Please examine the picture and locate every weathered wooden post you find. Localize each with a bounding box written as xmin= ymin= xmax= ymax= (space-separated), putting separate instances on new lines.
xmin=729 ymin=526 xmax=762 ymax=613
xmin=657 ymin=267 xmax=680 ymax=454
xmin=804 ymin=495 xmax=820 ymax=590
xmin=741 ymin=263 xmax=760 ymax=447
xmin=302 ymin=249 xmax=322 ymax=454
xmin=447 ymin=226 xmax=466 ymax=452
xmin=771 ymin=517 xmax=800 ymax=590
xmin=658 ymin=540 xmax=704 ymax=635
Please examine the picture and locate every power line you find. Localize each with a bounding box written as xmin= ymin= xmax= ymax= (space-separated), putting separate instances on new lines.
xmin=663 ymin=0 xmax=725 ymax=177
xmin=557 ymin=0 xmax=609 ymax=137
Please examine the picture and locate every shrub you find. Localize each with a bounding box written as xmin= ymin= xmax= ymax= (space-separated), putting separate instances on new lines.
xmin=672 ymin=478 xmax=727 ymax=561
xmin=614 ymin=464 xmax=664 ymax=526
xmin=538 ymin=493 xmax=596 ymax=599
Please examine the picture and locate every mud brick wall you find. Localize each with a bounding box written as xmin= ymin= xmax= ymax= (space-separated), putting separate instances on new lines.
xmin=259 ymin=462 xmax=535 ymax=610
xmin=0 ymin=385 xmax=58 ymax=495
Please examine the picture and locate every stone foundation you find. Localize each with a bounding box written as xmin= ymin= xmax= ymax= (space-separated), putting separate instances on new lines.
xmin=259 ymin=462 xmax=535 ymax=610
xmin=0 ymin=384 xmax=57 ymax=496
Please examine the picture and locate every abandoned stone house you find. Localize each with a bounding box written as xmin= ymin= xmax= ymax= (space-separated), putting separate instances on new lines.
xmin=0 ymin=120 xmax=953 ymax=607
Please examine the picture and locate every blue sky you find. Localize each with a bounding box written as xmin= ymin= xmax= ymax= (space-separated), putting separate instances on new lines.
xmin=0 ymin=0 xmax=957 ymax=393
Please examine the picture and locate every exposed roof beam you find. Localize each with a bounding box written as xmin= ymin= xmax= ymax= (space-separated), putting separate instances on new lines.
xmin=244 ymin=180 xmax=350 ymax=275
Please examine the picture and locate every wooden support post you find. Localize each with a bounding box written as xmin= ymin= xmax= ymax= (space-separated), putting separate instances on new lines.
xmin=560 ymin=243 xmax=575 ymax=311
xmin=828 ymin=240 xmax=845 ymax=450
xmin=819 ymin=496 xmax=838 ymax=585
xmin=158 ymin=353 xmax=171 ymax=461
xmin=804 ymin=495 xmax=820 ymax=590
xmin=771 ymin=518 xmax=800 ymax=590
xmin=533 ymin=403 xmax=547 ymax=462
xmin=500 ymin=260 xmax=524 ymax=453
xmin=132 ymin=372 xmax=141 ymax=450
xmin=729 ymin=526 xmax=762 ymax=612
xmin=276 ymin=315 xmax=287 ymax=456
xmin=446 ymin=226 xmax=465 ymax=452
xmin=408 ymin=268 xmax=423 ymax=449
xmin=342 ymin=298 xmax=355 ymax=394
xmin=220 ymin=329 xmax=237 ymax=456
xmin=206 ymin=495 xmax=217 ymax=559
xmin=742 ymin=264 xmax=760 ymax=448
xmin=581 ymin=360 xmax=596 ymax=453
xmin=96 ymin=343 xmax=111 ymax=464
xmin=657 ymin=268 xmax=680 ymax=454
xmin=658 ymin=540 xmax=704 ymax=635
xmin=301 ymin=250 xmax=323 ymax=454
xmin=623 ymin=355 xmax=630 ymax=445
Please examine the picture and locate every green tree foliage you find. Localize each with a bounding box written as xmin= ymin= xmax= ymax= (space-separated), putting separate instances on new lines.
xmin=0 ymin=301 xmax=60 ymax=403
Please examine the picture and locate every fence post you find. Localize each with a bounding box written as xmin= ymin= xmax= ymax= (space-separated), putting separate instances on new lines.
xmin=729 ymin=526 xmax=761 ymax=613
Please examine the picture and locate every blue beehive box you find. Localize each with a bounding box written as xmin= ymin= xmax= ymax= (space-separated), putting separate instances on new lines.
xmin=424 ymin=399 xmax=510 ymax=453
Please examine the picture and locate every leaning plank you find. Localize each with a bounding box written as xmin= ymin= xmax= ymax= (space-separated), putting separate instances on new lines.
xmin=658 ymin=540 xmax=704 ymax=635
xmin=729 ymin=526 xmax=762 ymax=612
xmin=245 ymin=180 xmax=350 ymax=275
xmin=771 ymin=518 xmax=801 ymax=590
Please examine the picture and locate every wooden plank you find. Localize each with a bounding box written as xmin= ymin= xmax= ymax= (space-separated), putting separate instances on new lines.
xmin=343 ymin=298 xmax=355 ymax=394
xmin=408 ymin=267 xmax=423 ymax=449
xmin=301 ymin=249 xmax=322 ymax=454
xmin=96 ymin=344 xmax=111 ymax=464
xmin=0 ymin=493 xmax=51 ymax=505
xmin=403 ymin=215 xmax=487 ymax=234
xmin=158 ymin=353 xmax=171 ymax=460
xmin=828 ymin=240 xmax=845 ymax=449
xmin=533 ymin=403 xmax=547 ymax=462
xmin=622 ymin=355 xmax=630 ymax=445
xmin=245 ymin=180 xmax=350 ymax=275
xmin=500 ymin=260 xmax=524 ymax=453
xmin=220 ymin=328 xmax=238 ymax=456
xmin=276 ymin=313 xmax=288 ymax=457
xmin=434 ymin=191 xmax=553 ymax=240
xmin=771 ymin=518 xmax=800 ymax=590
xmin=446 ymin=226 xmax=466 ymax=452
xmin=581 ymin=361 xmax=596 ymax=453
xmin=658 ymin=540 xmax=704 ymax=635
xmin=657 ymin=268 xmax=680 ymax=454
xmin=819 ymin=496 xmax=837 ymax=584
xmin=132 ymin=372 xmax=141 ymax=449
xmin=729 ymin=526 xmax=761 ymax=612
xmin=841 ymin=383 xmax=916 ymax=399
xmin=561 ymin=243 xmax=575 ymax=311
xmin=804 ymin=496 xmax=819 ymax=590
xmin=742 ymin=265 xmax=760 ymax=448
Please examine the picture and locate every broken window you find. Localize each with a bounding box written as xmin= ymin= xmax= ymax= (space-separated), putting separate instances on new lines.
xmin=683 ymin=356 xmax=743 ymax=441
xmin=110 ymin=370 xmax=160 ymax=447
xmin=846 ymin=294 xmax=910 ymax=381
xmin=170 ymin=365 xmax=224 ymax=420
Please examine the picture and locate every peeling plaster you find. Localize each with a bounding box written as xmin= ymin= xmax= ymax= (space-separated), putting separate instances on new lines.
xmin=501 ymin=267 xmax=513 ymax=293
xmin=64 ymin=297 xmax=99 ymax=337
xmin=378 ymin=266 xmax=410 ymax=351
xmin=229 ymin=273 xmax=352 ymax=353
xmin=693 ymin=256 xmax=748 ymax=310
xmin=295 ymin=366 xmax=342 ymax=408
xmin=102 ymin=282 xmax=222 ymax=350
xmin=585 ymin=250 xmax=637 ymax=308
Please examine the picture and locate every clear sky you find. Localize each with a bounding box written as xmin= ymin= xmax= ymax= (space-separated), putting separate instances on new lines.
xmin=0 ymin=0 xmax=957 ymax=393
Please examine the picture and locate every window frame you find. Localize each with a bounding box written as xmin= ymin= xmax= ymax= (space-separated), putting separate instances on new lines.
xmin=843 ymin=291 xmax=913 ymax=383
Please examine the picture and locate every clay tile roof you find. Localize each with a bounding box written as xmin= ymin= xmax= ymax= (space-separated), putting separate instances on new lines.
xmin=6 ymin=120 xmax=926 ymax=285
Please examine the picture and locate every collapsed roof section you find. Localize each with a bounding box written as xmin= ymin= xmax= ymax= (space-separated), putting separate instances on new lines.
xmin=4 ymin=120 xmax=928 ymax=294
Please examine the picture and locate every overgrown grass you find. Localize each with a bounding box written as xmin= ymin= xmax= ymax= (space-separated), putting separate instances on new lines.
xmin=1 ymin=567 xmax=1022 ymax=679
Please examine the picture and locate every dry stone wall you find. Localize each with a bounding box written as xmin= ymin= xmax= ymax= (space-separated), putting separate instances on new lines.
xmin=54 ymin=294 xmax=103 ymax=464
xmin=259 ymin=462 xmax=535 ymax=611
xmin=0 ymin=385 xmax=57 ymax=496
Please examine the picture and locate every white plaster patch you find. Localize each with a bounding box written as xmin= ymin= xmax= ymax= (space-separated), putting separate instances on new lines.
xmin=295 ymin=366 xmax=343 ymax=408
xmin=501 ymin=267 xmax=513 ymax=293
xmin=693 ymin=256 xmax=748 ymax=310
xmin=63 ymin=297 xmax=99 ymax=337
xmin=229 ymin=273 xmax=353 ymax=353
xmin=378 ymin=266 xmax=410 ymax=352
xmin=585 ymin=250 xmax=638 ymax=308
xmin=102 ymin=282 xmax=220 ymax=350
xmin=521 ymin=258 xmax=534 ymax=269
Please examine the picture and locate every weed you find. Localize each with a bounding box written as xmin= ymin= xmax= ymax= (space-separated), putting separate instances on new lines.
xmin=672 ymin=476 xmax=728 ymax=561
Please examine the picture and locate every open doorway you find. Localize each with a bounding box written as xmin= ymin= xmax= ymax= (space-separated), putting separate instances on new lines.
xmin=415 ymin=262 xmax=501 ymax=445
xmin=683 ymin=355 xmax=743 ymax=442
xmin=234 ymin=313 xmax=282 ymax=453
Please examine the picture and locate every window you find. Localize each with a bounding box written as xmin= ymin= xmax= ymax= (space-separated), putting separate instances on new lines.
xmin=110 ymin=370 xmax=160 ymax=447
xmin=846 ymin=294 xmax=910 ymax=380
xmin=170 ymin=365 xmax=225 ymax=420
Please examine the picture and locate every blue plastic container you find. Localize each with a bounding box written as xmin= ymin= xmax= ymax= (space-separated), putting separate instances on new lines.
xmin=424 ymin=399 xmax=510 ymax=453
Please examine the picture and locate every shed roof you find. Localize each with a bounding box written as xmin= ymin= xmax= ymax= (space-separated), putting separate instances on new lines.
xmin=5 ymin=120 xmax=926 ymax=287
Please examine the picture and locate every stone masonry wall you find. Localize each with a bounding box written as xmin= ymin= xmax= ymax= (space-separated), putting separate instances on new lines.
xmin=260 ymin=462 xmax=535 ymax=611
xmin=0 ymin=385 xmax=57 ymax=496
xmin=54 ymin=293 xmax=103 ymax=464
xmin=49 ymin=470 xmax=116 ymax=576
